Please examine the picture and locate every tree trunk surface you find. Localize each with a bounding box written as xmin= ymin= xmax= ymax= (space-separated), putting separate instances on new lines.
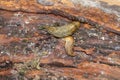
xmin=0 ymin=0 xmax=120 ymax=80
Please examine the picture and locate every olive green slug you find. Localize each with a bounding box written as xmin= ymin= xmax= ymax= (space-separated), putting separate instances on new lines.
xmin=44 ymin=21 xmax=80 ymax=38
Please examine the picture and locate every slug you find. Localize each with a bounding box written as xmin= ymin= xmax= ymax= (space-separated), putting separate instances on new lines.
xmin=43 ymin=21 xmax=80 ymax=56
xmin=62 ymin=36 xmax=76 ymax=56
xmin=44 ymin=21 xmax=80 ymax=38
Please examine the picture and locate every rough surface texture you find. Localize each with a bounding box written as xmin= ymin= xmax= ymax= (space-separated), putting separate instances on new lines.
xmin=0 ymin=0 xmax=120 ymax=80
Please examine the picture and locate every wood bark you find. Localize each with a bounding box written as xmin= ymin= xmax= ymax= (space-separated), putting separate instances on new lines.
xmin=0 ymin=0 xmax=120 ymax=80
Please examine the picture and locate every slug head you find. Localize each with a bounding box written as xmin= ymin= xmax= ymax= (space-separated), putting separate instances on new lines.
xmin=72 ymin=21 xmax=80 ymax=28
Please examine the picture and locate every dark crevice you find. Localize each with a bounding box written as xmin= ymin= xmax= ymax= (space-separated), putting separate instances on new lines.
xmin=40 ymin=62 xmax=77 ymax=68
xmin=99 ymin=61 xmax=120 ymax=67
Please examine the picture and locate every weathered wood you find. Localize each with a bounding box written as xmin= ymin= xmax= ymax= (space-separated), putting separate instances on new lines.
xmin=0 ymin=0 xmax=120 ymax=80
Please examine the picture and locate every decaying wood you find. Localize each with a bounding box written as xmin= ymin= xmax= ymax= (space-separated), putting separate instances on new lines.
xmin=0 ymin=0 xmax=120 ymax=80
xmin=0 ymin=0 xmax=120 ymax=35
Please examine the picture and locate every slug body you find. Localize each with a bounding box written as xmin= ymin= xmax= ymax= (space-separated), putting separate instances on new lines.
xmin=62 ymin=36 xmax=76 ymax=56
xmin=43 ymin=21 xmax=80 ymax=56
xmin=44 ymin=21 xmax=80 ymax=38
